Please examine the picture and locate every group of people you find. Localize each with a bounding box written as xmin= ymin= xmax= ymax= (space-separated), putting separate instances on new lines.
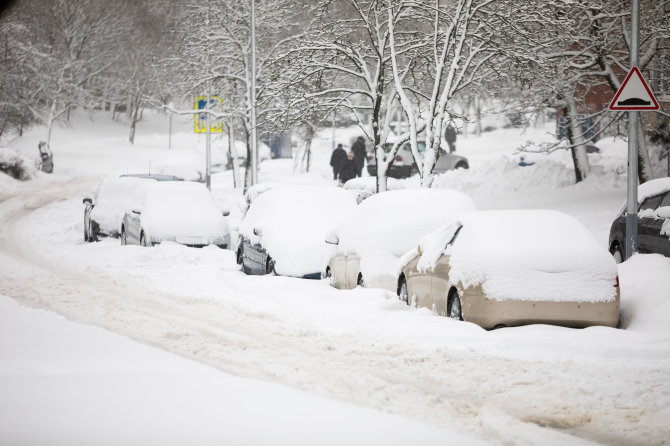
xmin=329 ymin=136 xmax=366 ymax=184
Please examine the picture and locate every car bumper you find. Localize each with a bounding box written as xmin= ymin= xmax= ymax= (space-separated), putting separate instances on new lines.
xmin=461 ymin=289 xmax=620 ymax=329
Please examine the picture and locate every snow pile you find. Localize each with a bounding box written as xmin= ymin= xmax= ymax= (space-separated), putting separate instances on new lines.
xmin=238 ymin=186 xmax=357 ymax=276
xmin=140 ymin=181 xmax=229 ymax=244
xmin=0 ymin=147 xmax=39 ymax=180
xmin=422 ymin=210 xmax=618 ymax=302
xmin=343 ymin=177 xmax=405 ymax=192
xmin=433 ymin=156 xmax=574 ymax=198
xmin=336 ymin=188 xmax=477 ymax=257
xmin=618 ymin=254 xmax=670 ymax=333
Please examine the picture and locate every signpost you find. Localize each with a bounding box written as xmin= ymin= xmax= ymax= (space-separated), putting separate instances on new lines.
xmin=194 ymin=95 xmax=223 ymax=190
xmin=609 ymin=0 xmax=660 ymax=260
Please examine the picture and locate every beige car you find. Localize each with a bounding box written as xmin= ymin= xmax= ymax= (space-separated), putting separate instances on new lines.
xmin=397 ymin=210 xmax=620 ymax=329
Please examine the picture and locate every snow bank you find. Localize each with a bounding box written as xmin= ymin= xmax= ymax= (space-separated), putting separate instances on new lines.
xmin=343 ymin=177 xmax=405 ymax=192
xmin=336 ymin=188 xmax=477 ymax=257
xmin=239 ymin=186 xmax=357 ymax=276
xmin=423 ymin=210 xmax=618 ymax=302
xmin=140 ymin=181 xmax=229 ymax=243
xmin=0 ymin=147 xmax=39 ymax=180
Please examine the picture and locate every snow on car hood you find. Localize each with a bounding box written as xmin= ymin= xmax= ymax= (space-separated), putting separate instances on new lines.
xmin=140 ymin=182 xmax=229 ymax=241
xmin=238 ymin=186 xmax=357 ymax=277
xmin=420 ymin=210 xmax=618 ymax=303
xmin=336 ymin=188 xmax=476 ymax=257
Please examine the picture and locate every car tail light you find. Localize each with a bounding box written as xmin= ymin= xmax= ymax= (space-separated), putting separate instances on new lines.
xmin=394 ymin=155 xmax=403 ymax=162
xmin=614 ymin=276 xmax=619 ymax=287
xmin=367 ymin=155 xmax=373 ymax=161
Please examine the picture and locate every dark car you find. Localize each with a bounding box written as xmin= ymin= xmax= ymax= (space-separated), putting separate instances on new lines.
xmin=83 ymin=172 xmax=182 ymax=242
xmin=609 ymin=178 xmax=670 ymax=261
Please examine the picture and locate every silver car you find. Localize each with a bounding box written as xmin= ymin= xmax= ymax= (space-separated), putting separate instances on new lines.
xmin=367 ymin=141 xmax=469 ymax=179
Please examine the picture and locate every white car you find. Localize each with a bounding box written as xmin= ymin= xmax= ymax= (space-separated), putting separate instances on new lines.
xmin=237 ymin=186 xmax=358 ymax=278
xmin=121 ymin=181 xmax=230 ymax=248
xmin=324 ymin=188 xmax=477 ymax=291
xmin=83 ymin=172 xmax=182 ymax=241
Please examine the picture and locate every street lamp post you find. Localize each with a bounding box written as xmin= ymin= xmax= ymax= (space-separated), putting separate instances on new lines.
xmin=625 ymin=0 xmax=640 ymax=259
xmin=249 ymin=0 xmax=258 ymax=186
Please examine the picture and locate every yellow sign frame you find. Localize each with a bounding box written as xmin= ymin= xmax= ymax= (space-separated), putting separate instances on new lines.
xmin=194 ymin=96 xmax=223 ymax=133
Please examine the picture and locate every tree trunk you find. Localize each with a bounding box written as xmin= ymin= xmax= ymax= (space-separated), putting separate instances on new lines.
xmin=227 ymin=121 xmax=241 ymax=189
xmin=564 ymin=104 xmax=590 ymax=183
xmin=637 ymin=120 xmax=654 ymax=183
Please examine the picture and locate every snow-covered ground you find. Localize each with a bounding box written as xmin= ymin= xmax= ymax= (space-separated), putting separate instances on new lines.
xmin=1 ymin=112 xmax=669 ymax=445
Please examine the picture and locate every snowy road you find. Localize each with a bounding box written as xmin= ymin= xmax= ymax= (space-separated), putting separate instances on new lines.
xmin=2 ymin=174 xmax=669 ymax=445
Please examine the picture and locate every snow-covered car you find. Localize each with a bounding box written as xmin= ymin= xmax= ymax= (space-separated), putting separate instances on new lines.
xmin=366 ymin=141 xmax=469 ymax=179
xmin=609 ymin=177 xmax=670 ymax=261
xmin=325 ymin=188 xmax=477 ymax=291
xmin=83 ymin=172 xmax=182 ymax=241
xmin=237 ymin=186 xmax=358 ymax=278
xmin=398 ymin=210 xmax=620 ymax=329
xmin=120 ymin=181 xmax=230 ymax=248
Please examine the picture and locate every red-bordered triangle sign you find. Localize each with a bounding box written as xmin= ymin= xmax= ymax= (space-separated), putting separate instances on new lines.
xmin=609 ymin=66 xmax=660 ymax=111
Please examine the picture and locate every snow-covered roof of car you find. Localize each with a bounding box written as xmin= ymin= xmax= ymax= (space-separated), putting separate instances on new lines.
xmin=416 ymin=210 xmax=618 ymax=303
xmin=336 ymin=188 xmax=476 ymax=256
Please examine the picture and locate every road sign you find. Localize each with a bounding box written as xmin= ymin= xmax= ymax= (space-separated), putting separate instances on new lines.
xmin=194 ymin=96 xmax=223 ymax=133
xmin=608 ymin=66 xmax=660 ymax=111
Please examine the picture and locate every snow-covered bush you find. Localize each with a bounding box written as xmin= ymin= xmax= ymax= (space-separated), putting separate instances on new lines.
xmin=0 ymin=148 xmax=39 ymax=180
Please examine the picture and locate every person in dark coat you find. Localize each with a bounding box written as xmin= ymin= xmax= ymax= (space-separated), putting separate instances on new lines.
xmin=351 ymin=136 xmax=366 ymax=177
xmin=338 ymin=151 xmax=358 ymax=184
xmin=444 ymin=125 xmax=457 ymax=153
xmin=329 ymin=143 xmax=347 ymax=180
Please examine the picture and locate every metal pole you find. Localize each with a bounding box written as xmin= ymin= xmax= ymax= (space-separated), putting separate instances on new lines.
xmin=249 ymin=0 xmax=258 ymax=186
xmin=205 ymin=1 xmax=212 ymax=190
xmin=625 ymin=0 xmax=640 ymax=259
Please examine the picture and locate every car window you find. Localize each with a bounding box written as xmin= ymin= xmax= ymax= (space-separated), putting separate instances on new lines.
xmin=639 ymin=194 xmax=664 ymax=212
xmin=660 ymin=192 xmax=670 ymax=208
xmin=401 ymin=142 xmax=426 ymax=152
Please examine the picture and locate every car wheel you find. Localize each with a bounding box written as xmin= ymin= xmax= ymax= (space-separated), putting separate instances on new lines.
xmin=121 ymin=226 xmax=127 ymax=246
xmin=398 ymin=276 xmax=409 ymax=305
xmin=325 ymin=267 xmax=335 ymax=287
xmin=357 ymin=273 xmax=364 ymax=287
xmin=266 ymin=256 xmax=276 ymax=275
xmin=447 ymin=290 xmax=463 ymax=321
xmin=140 ymin=231 xmax=151 ymax=247
xmin=611 ymin=244 xmax=624 ymax=264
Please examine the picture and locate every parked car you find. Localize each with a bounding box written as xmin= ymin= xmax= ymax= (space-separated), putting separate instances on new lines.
xmin=324 ymin=188 xmax=476 ymax=291
xmin=366 ymin=141 xmax=469 ymax=179
xmin=237 ymin=186 xmax=358 ymax=278
xmin=83 ymin=172 xmax=182 ymax=242
xmin=609 ymin=177 xmax=670 ymax=261
xmin=398 ymin=210 xmax=620 ymax=329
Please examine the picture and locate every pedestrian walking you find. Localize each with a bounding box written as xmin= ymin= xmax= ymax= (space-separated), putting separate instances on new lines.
xmin=338 ymin=151 xmax=358 ymax=184
xmin=329 ymin=143 xmax=347 ymax=180
xmin=445 ymin=125 xmax=457 ymax=153
xmin=351 ymin=136 xmax=366 ymax=177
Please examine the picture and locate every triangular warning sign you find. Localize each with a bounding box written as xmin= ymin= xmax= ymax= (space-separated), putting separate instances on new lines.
xmin=609 ymin=66 xmax=659 ymax=111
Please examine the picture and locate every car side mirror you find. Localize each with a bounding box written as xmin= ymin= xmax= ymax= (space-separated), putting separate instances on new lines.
xmin=83 ymin=198 xmax=92 ymax=205
xmin=325 ymin=231 xmax=339 ymax=245
xmin=222 ymin=210 xmax=230 ymax=217
xmin=656 ymin=206 xmax=670 ymax=219
xmin=253 ymin=227 xmax=263 ymax=237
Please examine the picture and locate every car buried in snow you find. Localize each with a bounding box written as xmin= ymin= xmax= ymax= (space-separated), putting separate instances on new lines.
xmin=397 ymin=210 xmax=620 ymax=329
xmin=120 ymin=181 xmax=230 ymax=248
xmin=83 ymin=172 xmax=182 ymax=242
xmin=324 ymin=188 xmax=476 ymax=292
xmin=237 ymin=186 xmax=358 ymax=278
xmin=366 ymin=140 xmax=469 ymax=179
xmin=609 ymin=177 xmax=670 ymax=261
